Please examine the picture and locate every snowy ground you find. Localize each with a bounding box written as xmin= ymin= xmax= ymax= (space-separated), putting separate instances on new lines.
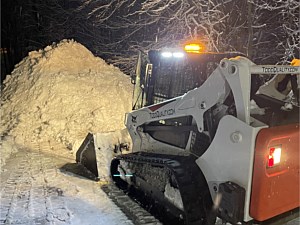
xmin=0 ymin=140 xmax=133 ymax=225
xmin=1 ymin=141 xmax=299 ymax=225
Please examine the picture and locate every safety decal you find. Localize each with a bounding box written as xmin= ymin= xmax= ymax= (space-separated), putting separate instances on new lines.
xmin=148 ymin=99 xmax=176 ymax=112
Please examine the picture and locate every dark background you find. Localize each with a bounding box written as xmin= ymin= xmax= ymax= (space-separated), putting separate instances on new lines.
xmin=1 ymin=0 xmax=299 ymax=83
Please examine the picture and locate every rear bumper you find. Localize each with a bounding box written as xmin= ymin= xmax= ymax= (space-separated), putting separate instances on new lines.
xmin=250 ymin=124 xmax=300 ymax=221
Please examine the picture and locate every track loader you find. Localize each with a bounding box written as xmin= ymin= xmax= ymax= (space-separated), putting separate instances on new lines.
xmin=77 ymin=44 xmax=300 ymax=225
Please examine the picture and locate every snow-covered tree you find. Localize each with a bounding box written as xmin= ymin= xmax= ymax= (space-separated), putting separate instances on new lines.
xmin=249 ymin=0 xmax=300 ymax=64
xmin=77 ymin=0 xmax=248 ymax=72
xmin=2 ymin=0 xmax=299 ymax=77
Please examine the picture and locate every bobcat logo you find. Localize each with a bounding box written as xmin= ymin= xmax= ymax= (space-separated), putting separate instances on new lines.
xmin=131 ymin=115 xmax=137 ymax=123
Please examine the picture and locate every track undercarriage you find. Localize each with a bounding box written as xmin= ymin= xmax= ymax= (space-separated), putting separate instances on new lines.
xmin=111 ymin=152 xmax=217 ymax=225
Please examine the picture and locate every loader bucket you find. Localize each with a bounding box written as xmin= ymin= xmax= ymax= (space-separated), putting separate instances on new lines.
xmin=75 ymin=130 xmax=132 ymax=180
xmin=76 ymin=133 xmax=99 ymax=178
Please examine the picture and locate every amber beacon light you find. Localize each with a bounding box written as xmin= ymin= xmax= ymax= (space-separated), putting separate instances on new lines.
xmin=184 ymin=43 xmax=205 ymax=53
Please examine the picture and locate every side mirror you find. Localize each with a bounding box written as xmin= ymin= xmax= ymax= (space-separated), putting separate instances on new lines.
xmin=130 ymin=73 xmax=136 ymax=85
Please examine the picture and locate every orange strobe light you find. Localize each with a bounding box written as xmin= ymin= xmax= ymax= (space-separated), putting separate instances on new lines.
xmin=184 ymin=43 xmax=204 ymax=53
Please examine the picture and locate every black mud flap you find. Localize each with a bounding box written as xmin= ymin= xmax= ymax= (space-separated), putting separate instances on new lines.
xmin=76 ymin=133 xmax=99 ymax=178
xmin=218 ymin=181 xmax=245 ymax=224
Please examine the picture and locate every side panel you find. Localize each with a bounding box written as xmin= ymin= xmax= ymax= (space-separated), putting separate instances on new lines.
xmin=196 ymin=115 xmax=264 ymax=222
xmin=250 ymin=124 xmax=300 ymax=221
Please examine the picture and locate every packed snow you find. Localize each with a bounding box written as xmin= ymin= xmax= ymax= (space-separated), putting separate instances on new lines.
xmin=0 ymin=144 xmax=134 ymax=225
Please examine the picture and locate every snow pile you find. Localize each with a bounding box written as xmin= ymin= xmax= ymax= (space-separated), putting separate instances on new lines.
xmin=1 ymin=39 xmax=133 ymax=167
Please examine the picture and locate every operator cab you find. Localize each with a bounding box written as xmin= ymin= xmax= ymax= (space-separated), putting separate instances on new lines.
xmin=132 ymin=44 xmax=299 ymax=127
xmin=132 ymin=43 xmax=244 ymax=110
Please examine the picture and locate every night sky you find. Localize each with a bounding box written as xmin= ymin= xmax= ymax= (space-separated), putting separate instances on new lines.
xmin=1 ymin=0 xmax=299 ymax=83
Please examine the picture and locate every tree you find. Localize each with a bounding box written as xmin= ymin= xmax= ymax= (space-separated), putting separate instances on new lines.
xmin=77 ymin=0 xmax=248 ymax=72
xmin=2 ymin=0 xmax=299 ymax=78
xmin=249 ymin=0 xmax=300 ymax=64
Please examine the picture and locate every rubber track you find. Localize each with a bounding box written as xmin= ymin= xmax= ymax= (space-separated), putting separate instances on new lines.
xmin=113 ymin=152 xmax=212 ymax=225
xmin=101 ymin=183 xmax=162 ymax=225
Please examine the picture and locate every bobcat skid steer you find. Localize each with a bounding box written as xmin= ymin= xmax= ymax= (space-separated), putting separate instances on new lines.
xmin=77 ymin=45 xmax=299 ymax=225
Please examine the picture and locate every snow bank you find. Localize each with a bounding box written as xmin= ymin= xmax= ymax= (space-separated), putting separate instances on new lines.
xmin=1 ymin=39 xmax=133 ymax=167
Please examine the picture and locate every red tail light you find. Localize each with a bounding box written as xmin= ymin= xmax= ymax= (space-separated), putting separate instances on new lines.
xmin=267 ymin=146 xmax=282 ymax=167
